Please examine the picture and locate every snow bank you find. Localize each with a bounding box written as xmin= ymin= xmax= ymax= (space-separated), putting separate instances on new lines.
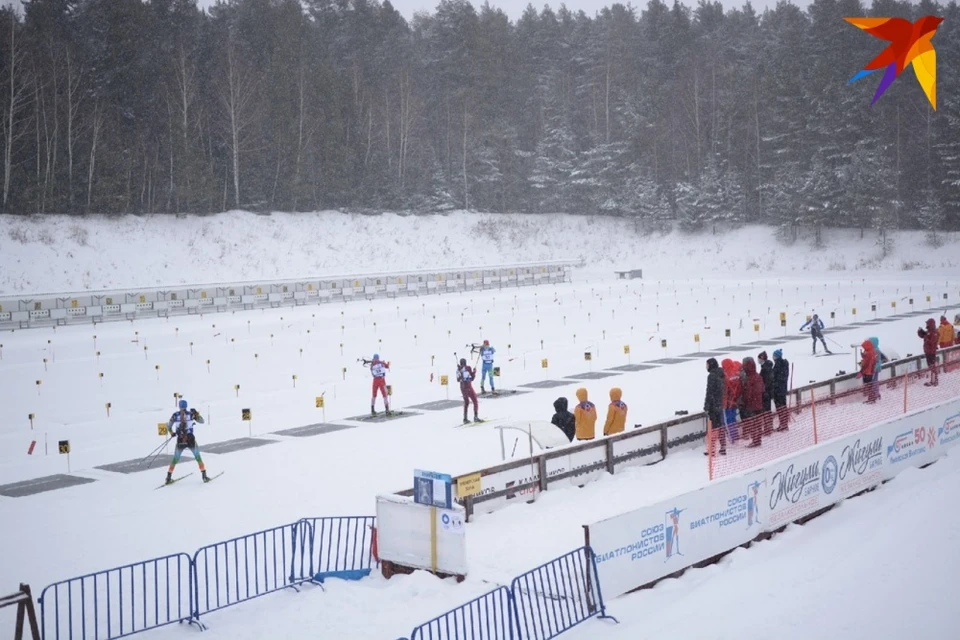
xmin=2 ymin=211 xmax=959 ymax=295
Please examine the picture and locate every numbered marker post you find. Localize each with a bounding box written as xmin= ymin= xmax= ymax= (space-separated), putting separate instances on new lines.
xmin=623 ymin=344 xmax=631 ymax=364
xmin=28 ymin=413 xmax=34 ymax=430
xmin=105 ymin=402 xmax=111 ymax=417
xmin=59 ymin=439 xmax=71 ymax=472
xmin=694 ymin=334 xmax=700 ymax=352
xmin=440 ymin=374 xmax=449 ymax=400
xmin=541 ymin=358 xmax=549 ymax=380
xmin=584 ymin=351 xmax=592 ymax=371
xmin=315 ymin=395 xmax=326 ymax=422
xmin=242 ymin=408 xmax=252 ymax=436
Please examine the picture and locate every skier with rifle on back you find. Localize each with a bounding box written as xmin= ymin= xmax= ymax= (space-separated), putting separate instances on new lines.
xmin=456 ymin=356 xmax=482 ymax=425
xmin=163 ymin=399 xmax=213 ymax=486
xmin=799 ymin=314 xmax=831 ymax=354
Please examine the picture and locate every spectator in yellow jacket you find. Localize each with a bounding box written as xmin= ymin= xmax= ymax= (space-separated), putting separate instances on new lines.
xmin=603 ymin=387 xmax=628 ymax=436
xmin=939 ymin=316 xmax=956 ymax=348
xmin=574 ymin=387 xmax=597 ymax=441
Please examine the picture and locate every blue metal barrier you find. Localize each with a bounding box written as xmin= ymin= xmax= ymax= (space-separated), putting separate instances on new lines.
xmin=298 ymin=516 xmax=376 ymax=583
xmin=38 ymin=553 xmax=195 ymax=639
xmin=191 ymin=519 xmax=312 ymax=619
xmin=509 ymin=546 xmax=616 ymax=640
xmin=408 ymin=586 xmax=514 ymax=640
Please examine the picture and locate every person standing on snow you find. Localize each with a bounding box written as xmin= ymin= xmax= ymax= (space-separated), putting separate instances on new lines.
xmin=573 ymin=388 xmax=597 ymax=441
xmin=721 ymin=359 xmax=741 ymax=442
xmin=164 ymin=399 xmax=211 ymax=485
xmin=858 ymin=339 xmax=879 ymax=403
xmin=772 ymin=349 xmax=790 ymax=431
xmin=602 ymin=388 xmax=628 ymax=436
xmin=799 ymin=314 xmax=831 ymax=354
xmin=551 ymin=397 xmax=576 ymax=442
xmin=456 ymin=358 xmax=481 ymax=424
xmin=869 ymin=337 xmax=883 ymax=400
xmin=939 ymin=316 xmax=956 ymax=349
xmin=478 ymin=340 xmax=497 ymax=395
xmin=369 ymin=354 xmax=392 ymax=417
xmin=703 ymin=358 xmax=727 ymax=456
xmin=918 ymin=319 xmax=940 ymax=386
xmin=741 ymin=357 xmax=764 ymax=448
xmin=757 ymin=351 xmax=775 ymax=436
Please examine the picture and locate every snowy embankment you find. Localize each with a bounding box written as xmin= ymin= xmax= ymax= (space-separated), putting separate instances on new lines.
xmin=2 ymin=211 xmax=959 ymax=294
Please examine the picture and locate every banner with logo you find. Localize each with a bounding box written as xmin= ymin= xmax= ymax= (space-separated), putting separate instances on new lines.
xmin=588 ymin=397 xmax=960 ymax=599
xmin=880 ymin=401 xmax=959 ymax=476
xmin=588 ymin=469 xmax=765 ymax=599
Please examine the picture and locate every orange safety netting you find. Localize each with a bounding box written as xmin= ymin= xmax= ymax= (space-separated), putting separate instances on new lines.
xmin=708 ymin=356 xmax=960 ymax=480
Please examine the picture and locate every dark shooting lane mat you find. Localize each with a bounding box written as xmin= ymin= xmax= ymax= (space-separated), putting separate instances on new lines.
xmin=345 ymin=411 xmax=421 ymax=423
xmin=407 ymin=400 xmax=465 ymax=411
xmin=605 ymin=364 xmax=661 ymax=372
xmin=646 ymin=358 xmax=697 ymax=365
xmin=201 ymin=438 xmax=277 ymax=455
xmin=273 ymin=423 xmax=356 ymax=437
xmin=0 ymin=474 xmax=96 ymax=498
xmin=564 ymin=372 xmax=620 ymax=380
xmin=97 ymin=456 xmax=202 ymax=474
xmin=518 ymin=380 xmax=576 ymax=389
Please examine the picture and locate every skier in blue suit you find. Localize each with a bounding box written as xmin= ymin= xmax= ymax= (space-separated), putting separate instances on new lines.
xmin=799 ymin=314 xmax=831 ymax=354
xmin=478 ymin=340 xmax=497 ymax=395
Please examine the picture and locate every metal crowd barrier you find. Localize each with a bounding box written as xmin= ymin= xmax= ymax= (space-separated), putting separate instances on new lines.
xmin=37 ymin=516 xmax=374 ymax=639
xmin=399 ymin=546 xmax=616 ymax=640
xmin=38 ymin=553 xmax=194 ymax=639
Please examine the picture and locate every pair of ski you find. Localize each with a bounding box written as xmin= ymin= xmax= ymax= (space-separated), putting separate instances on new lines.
xmin=154 ymin=471 xmax=224 ymax=490
xmin=455 ymin=418 xmax=488 ymax=428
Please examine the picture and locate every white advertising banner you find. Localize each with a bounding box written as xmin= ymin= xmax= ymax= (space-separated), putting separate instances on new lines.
xmin=590 ymin=397 xmax=960 ymax=599
xmin=589 ymin=469 xmax=766 ymax=599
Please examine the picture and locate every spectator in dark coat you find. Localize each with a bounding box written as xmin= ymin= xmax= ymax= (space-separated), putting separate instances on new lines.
xmin=758 ymin=351 xmax=775 ymax=436
xmin=772 ymin=349 xmax=790 ymax=432
xmin=703 ymin=357 xmax=727 ymax=456
xmin=551 ymin=397 xmax=576 ymax=442
xmin=918 ymin=318 xmax=940 ymax=386
xmin=741 ymin=357 xmax=764 ymax=447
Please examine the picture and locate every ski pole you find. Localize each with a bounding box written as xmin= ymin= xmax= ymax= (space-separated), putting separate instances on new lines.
xmin=141 ymin=436 xmax=175 ymax=467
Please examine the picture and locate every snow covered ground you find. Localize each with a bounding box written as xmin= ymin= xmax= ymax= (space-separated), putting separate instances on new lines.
xmin=2 ymin=211 xmax=960 ymax=294
xmin=2 ymin=268 xmax=957 ymax=638
xmin=1 ymin=212 xmax=959 ymax=639
xmin=565 ymin=447 xmax=960 ymax=640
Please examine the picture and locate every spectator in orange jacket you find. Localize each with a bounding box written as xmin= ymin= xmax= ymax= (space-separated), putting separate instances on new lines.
xmin=574 ymin=388 xmax=597 ymax=440
xmin=858 ymin=339 xmax=879 ymax=403
xmin=939 ymin=316 xmax=956 ymax=349
xmin=603 ymin=387 xmax=627 ymax=436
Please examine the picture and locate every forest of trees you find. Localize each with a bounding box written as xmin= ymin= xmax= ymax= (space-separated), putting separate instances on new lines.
xmin=1 ymin=0 xmax=959 ymax=236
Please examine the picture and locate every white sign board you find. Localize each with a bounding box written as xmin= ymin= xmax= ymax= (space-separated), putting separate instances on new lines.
xmin=376 ymin=494 xmax=468 ymax=576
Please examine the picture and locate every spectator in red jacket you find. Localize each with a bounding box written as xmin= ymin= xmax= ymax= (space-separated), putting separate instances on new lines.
xmin=722 ymin=359 xmax=742 ymax=442
xmin=740 ymin=357 xmax=764 ymax=448
xmin=918 ymin=318 xmax=939 ymax=386
xmin=858 ymin=339 xmax=879 ymax=403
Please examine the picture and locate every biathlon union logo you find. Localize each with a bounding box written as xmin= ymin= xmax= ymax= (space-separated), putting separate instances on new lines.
xmin=665 ymin=508 xmax=684 ymax=561
xmin=887 ymin=426 xmax=937 ymax=464
xmin=690 ymin=481 xmax=765 ymax=533
xmin=821 ymin=455 xmax=839 ymax=495
xmin=938 ymin=414 xmax=960 ymax=447
xmin=595 ymin=521 xmax=666 ymax=565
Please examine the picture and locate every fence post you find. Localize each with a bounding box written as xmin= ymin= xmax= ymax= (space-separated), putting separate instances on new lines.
xmin=810 ymin=388 xmax=818 ymax=444
xmin=538 ymin=456 xmax=548 ymax=492
xmin=660 ymin=425 xmax=668 ymax=459
xmin=604 ymin=439 xmax=615 ymax=475
xmin=903 ymin=371 xmax=908 ymax=413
